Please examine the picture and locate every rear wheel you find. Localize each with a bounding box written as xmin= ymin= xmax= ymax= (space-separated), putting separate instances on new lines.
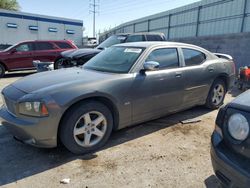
xmin=206 ymin=79 xmax=226 ymax=109
xmin=238 ymin=82 xmax=243 ymax=90
xmin=59 ymin=101 xmax=113 ymax=154
xmin=0 ymin=64 xmax=5 ymax=78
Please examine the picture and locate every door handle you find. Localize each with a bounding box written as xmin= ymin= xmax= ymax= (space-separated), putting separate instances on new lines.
xmin=208 ymin=66 xmax=214 ymax=72
xmin=175 ymin=72 xmax=182 ymax=78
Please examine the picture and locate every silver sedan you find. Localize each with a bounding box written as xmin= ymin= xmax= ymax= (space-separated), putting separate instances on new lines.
xmin=0 ymin=42 xmax=235 ymax=154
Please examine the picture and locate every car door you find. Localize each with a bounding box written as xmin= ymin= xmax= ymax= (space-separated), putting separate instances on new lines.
xmin=180 ymin=48 xmax=213 ymax=107
xmin=33 ymin=42 xmax=59 ymax=62
xmin=131 ymin=47 xmax=185 ymax=124
xmin=5 ymin=42 xmax=35 ymax=70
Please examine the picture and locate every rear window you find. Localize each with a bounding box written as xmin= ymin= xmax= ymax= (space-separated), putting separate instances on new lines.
xmin=125 ymin=35 xmax=145 ymax=42
xmin=146 ymin=35 xmax=164 ymax=41
xmin=55 ymin=42 xmax=72 ymax=49
xmin=35 ymin=42 xmax=54 ymax=50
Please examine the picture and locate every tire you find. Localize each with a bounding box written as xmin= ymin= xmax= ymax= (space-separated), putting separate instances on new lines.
xmin=54 ymin=58 xmax=65 ymax=69
xmin=238 ymin=82 xmax=243 ymax=90
xmin=206 ymin=79 xmax=226 ymax=109
xmin=0 ymin=64 xmax=5 ymax=78
xmin=59 ymin=101 xmax=113 ymax=154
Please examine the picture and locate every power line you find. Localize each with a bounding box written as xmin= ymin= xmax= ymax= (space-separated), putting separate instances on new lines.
xmin=100 ymin=0 xmax=177 ymax=16
xmin=90 ymin=0 xmax=99 ymax=37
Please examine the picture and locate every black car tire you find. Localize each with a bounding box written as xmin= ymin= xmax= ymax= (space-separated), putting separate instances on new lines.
xmin=0 ymin=64 xmax=5 ymax=78
xmin=238 ymin=82 xmax=243 ymax=90
xmin=206 ymin=79 xmax=226 ymax=109
xmin=59 ymin=101 xmax=113 ymax=155
xmin=54 ymin=58 xmax=64 ymax=69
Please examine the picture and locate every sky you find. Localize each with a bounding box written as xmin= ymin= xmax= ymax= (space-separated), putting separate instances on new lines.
xmin=18 ymin=0 xmax=200 ymax=37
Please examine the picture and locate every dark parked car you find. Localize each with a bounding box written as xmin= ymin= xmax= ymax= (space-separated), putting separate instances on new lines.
xmin=56 ymin=48 xmax=101 ymax=69
xmin=0 ymin=42 xmax=235 ymax=154
xmin=0 ymin=40 xmax=78 ymax=77
xmin=211 ymin=90 xmax=250 ymax=188
xmin=57 ymin=33 xmax=166 ymax=68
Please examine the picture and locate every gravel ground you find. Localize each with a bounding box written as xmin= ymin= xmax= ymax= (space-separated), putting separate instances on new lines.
xmin=0 ymin=71 xmax=242 ymax=188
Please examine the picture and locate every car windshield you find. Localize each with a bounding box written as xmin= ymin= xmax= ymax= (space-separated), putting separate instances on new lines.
xmin=83 ymin=46 xmax=144 ymax=73
xmin=2 ymin=44 xmax=15 ymax=52
xmin=96 ymin=35 xmax=127 ymax=49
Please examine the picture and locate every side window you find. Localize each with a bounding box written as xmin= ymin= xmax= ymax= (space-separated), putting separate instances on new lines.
xmin=35 ymin=42 xmax=55 ymax=51
xmin=15 ymin=43 xmax=33 ymax=52
xmin=182 ymin=48 xmax=206 ymax=66
xmin=125 ymin=35 xmax=144 ymax=42
xmin=146 ymin=35 xmax=163 ymax=41
xmin=146 ymin=48 xmax=179 ymax=69
xmin=55 ymin=42 xmax=72 ymax=49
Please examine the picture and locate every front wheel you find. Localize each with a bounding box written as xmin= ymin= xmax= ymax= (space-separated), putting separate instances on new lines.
xmin=206 ymin=79 xmax=226 ymax=109
xmin=54 ymin=58 xmax=67 ymax=69
xmin=59 ymin=101 xmax=113 ymax=154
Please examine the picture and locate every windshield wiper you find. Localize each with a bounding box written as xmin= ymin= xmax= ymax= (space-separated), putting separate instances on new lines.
xmin=96 ymin=47 xmax=104 ymax=50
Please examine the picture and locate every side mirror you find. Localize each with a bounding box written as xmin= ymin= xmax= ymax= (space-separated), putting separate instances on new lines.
xmin=11 ymin=49 xmax=17 ymax=54
xmin=143 ymin=61 xmax=160 ymax=71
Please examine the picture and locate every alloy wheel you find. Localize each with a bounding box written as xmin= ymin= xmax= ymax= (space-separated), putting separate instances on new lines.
xmin=73 ymin=111 xmax=107 ymax=147
xmin=212 ymin=84 xmax=225 ymax=106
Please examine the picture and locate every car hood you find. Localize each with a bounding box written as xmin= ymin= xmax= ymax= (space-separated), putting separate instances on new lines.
xmin=229 ymin=90 xmax=250 ymax=111
xmin=11 ymin=67 xmax=116 ymax=94
xmin=61 ymin=48 xmax=101 ymax=59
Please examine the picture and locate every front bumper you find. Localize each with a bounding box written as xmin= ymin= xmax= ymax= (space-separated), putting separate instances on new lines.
xmin=0 ymin=105 xmax=57 ymax=148
xmin=211 ymin=132 xmax=250 ymax=188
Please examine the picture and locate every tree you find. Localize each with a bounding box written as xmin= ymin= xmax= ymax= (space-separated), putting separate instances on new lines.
xmin=0 ymin=0 xmax=20 ymax=11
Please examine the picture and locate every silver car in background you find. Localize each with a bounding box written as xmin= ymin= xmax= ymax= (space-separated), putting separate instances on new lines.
xmin=0 ymin=42 xmax=235 ymax=154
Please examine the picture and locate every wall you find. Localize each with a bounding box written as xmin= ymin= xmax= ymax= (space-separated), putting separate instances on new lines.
xmin=172 ymin=32 xmax=250 ymax=70
xmin=0 ymin=9 xmax=83 ymax=46
xmin=99 ymin=0 xmax=250 ymax=69
xmin=100 ymin=0 xmax=250 ymax=41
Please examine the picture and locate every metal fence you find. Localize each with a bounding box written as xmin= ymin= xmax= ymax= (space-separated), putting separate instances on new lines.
xmin=99 ymin=0 xmax=250 ymax=41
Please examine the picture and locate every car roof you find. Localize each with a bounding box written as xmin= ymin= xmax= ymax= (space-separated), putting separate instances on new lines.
xmin=114 ymin=41 xmax=214 ymax=57
xmin=19 ymin=40 xmax=71 ymax=43
xmin=115 ymin=32 xmax=164 ymax=36
xmin=114 ymin=41 xmax=199 ymax=48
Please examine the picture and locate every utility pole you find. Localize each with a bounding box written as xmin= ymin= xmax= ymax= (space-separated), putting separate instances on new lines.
xmin=90 ymin=0 xmax=99 ymax=38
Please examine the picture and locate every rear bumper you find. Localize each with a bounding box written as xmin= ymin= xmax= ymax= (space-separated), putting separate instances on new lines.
xmin=211 ymin=132 xmax=250 ymax=188
xmin=0 ymin=106 xmax=57 ymax=148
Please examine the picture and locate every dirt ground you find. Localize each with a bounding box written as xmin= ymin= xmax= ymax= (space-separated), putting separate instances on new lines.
xmin=0 ymin=71 xmax=242 ymax=188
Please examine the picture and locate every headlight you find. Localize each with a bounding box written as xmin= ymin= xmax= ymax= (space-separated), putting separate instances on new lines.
xmin=19 ymin=102 xmax=49 ymax=117
xmin=228 ymin=113 xmax=249 ymax=141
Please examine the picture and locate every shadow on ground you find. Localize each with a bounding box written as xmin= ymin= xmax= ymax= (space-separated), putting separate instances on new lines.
xmin=0 ymin=106 xmax=211 ymax=186
xmin=228 ymin=84 xmax=245 ymax=97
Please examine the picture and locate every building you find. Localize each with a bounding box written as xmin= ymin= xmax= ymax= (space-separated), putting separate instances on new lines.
xmin=100 ymin=0 xmax=250 ymax=40
xmin=100 ymin=0 xmax=250 ymax=69
xmin=0 ymin=9 xmax=83 ymax=47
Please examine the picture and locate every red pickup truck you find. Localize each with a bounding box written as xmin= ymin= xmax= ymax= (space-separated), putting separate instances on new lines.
xmin=0 ymin=40 xmax=77 ymax=77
